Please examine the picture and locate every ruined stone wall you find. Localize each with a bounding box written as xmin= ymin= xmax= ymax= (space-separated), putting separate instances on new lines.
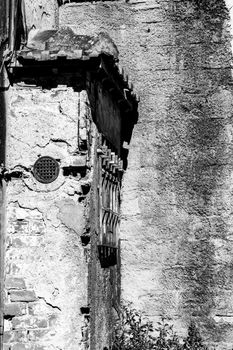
xmin=3 ymin=86 xmax=92 ymax=350
xmin=0 ymin=2 xmax=8 ymax=347
xmin=60 ymin=1 xmax=233 ymax=348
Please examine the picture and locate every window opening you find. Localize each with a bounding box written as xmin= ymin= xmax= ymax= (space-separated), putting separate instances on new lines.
xmin=97 ymin=135 xmax=123 ymax=268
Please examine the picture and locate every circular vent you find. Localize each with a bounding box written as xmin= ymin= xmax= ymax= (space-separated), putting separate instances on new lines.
xmin=33 ymin=156 xmax=60 ymax=184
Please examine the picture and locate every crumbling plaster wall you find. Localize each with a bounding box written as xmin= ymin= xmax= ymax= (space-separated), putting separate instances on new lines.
xmin=0 ymin=2 xmax=8 ymax=346
xmin=24 ymin=0 xmax=59 ymax=32
xmin=60 ymin=0 xmax=233 ymax=348
xmin=3 ymin=86 xmax=91 ymax=350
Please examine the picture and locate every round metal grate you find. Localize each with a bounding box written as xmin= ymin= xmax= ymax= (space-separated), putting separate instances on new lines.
xmin=33 ymin=156 xmax=60 ymax=184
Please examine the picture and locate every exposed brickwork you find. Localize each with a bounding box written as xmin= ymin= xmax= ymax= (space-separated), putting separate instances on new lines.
xmin=4 ymin=88 xmax=92 ymax=350
xmin=9 ymin=291 xmax=37 ymax=303
xmin=1 ymin=1 xmax=233 ymax=349
xmin=5 ymin=278 xmax=26 ymax=290
xmin=4 ymin=303 xmax=27 ymax=317
xmin=0 ymin=1 xmax=8 ymax=345
xmin=11 ymin=344 xmax=28 ymax=350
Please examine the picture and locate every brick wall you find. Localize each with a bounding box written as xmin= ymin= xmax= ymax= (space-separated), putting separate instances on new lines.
xmin=0 ymin=3 xmax=8 ymax=348
xmin=4 ymin=87 xmax=92 ymax=350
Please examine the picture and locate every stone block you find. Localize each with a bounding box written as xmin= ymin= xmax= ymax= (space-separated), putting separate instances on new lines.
xmin=7 ymin=263 xmax=20 ymax=275
xmin=36 ymin=319 xmax=47 ymax=328
xmin=28 ymin=329 xmax=49 ymax=342
xmin=9 ymin=290 xmax=37 ymax=302
xmin=12 ymin=317 xmax=29 ymax=330
xmin=29 ymin=220 xmax=45 ymax=235
xmin=28 ymin=303 xmax=36 ymax=316
xmin=15 ymin=208 xmax=27 ymax=220
xmin=13 ymin=330 xmax=28 ymax=343
xmin=3 ymin=345 xmax=11 ymax=350
xmin=12 ymin=316 xmax=48 ymax=330
xmin=70 ymin=155 xmax=87 ymax=167
xmin=5 ymin=278 xmax=26 ymax=290
xmin=48 ymin=314 xmax=58 ymax=327
xmin=11 ymin=238 xmax=24 ymax=248
xmin=34 ymin=345 xmax=47 ymax=350
xmin=4 ymin=303 xmax=27 ymax=317
xmin=12 ymin=221 xmax=29 ymax=235
xmin=11 ymin=236 xmax=44 ymax=248
xmin=3 ymin=330 xmax=28 ymax=344
xmin=12 ymin=344 xmax=27 ymax=350
xmin=3 ymin=331 xmax=13 ymax=343
xmin=4 ymin=319 xmax=12 ymax=332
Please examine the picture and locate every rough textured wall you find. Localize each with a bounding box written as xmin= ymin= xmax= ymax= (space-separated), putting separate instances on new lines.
xmin=24 ymin=0 xmax=58 ymax=34
xmin=60 ymin=1 xmax=233 ymax=348
xmin=0 ymin=2 xmax=8 ymax=347
xmin=0 ymin=1 xmax=7 ymax=45
xmin=225 ymin=0 xmax=233 ymax=52
xmin=3 ymin=87 xmax=91 ymax=350
xmin=88 ymin=134 xmax=120 ymax=350
xmin=88 ymin=191 xmax=120 ymax=350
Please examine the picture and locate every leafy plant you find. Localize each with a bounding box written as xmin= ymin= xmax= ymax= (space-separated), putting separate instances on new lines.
xmin=183 ymin=322 xmax=207 ymax=350
xmin=112 ymin=303 xmax=154 ymax=350
xmin=112 ymin=303 xmax=208 ymax=350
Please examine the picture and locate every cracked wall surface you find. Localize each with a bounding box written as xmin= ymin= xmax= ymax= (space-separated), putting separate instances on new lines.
xmin=60 ymin=1 xmax=233 ymax=348
xmin=2 ymin=0 xmax=233 ymax=349
xmin=24 ymin=0 xmax=59 ymax=33
xmin=4 ymin=87 xmax=92 ymax=350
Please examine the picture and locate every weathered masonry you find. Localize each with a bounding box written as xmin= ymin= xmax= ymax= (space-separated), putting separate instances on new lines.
xmin=59 ymin=1 xmax=233 ymax=349
xmin=0 ymin=3 xmax=138 ymax=349
xmin=2 ymin=0 xmax=233 ymax=350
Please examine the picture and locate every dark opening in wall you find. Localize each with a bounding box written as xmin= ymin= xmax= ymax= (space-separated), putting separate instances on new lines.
xmin=63 ymin=166 xmax=87 ymax=178
xmin=79 ymin=139 xmax=88 ymax=152
xmin=81 ymin=184 xmax=90 ymax=195
xmin=98 ymin=246 xmax=117 ymax=268
xmin=1 ymin=170 xmax=23 ymax=182
xmin=81 ymin=235 xmax=90 ymax=246
xmin=3 ymin=314 xmax=13 ymax=321
xmin=80 ymin=307 xmax=90 ymax=314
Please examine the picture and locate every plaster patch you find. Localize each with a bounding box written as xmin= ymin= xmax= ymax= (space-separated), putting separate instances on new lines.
xmin=57 ymin=198 xmax=85 ymax=234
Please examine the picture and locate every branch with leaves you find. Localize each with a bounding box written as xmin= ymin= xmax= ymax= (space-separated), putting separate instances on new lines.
xmin=113 ymin=303 xmax=208 ymax=350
